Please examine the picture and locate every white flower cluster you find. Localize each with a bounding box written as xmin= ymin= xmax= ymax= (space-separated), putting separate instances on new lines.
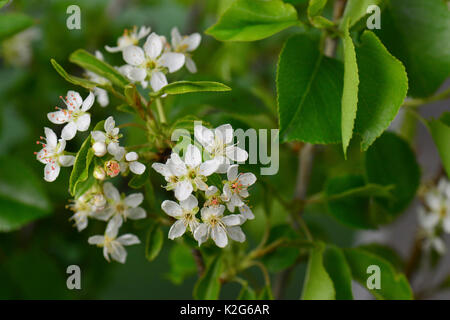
xmin=152 ymin=124 xmax=255 ymax=248
xmin=105 ymin=25 xmax=201 ymax=92
xmin=418 ymin=178 xmax=450 ymax=255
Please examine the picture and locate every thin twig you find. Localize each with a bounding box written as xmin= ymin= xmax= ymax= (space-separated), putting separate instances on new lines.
xmin=191 ymin=248 xmax=205 ymax=276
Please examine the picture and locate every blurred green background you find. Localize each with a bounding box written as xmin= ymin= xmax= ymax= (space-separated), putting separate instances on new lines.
xmin=0 ymin=0 xmax=357 ymax=299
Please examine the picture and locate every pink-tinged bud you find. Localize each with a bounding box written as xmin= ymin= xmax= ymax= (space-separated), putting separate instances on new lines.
xmin=93 ymin=166 xmax=106 ymax=180
xmin=92 ymin=141 xmax=107 ymax=157
xmin=104 ymin=160 xmax=121 ymax=178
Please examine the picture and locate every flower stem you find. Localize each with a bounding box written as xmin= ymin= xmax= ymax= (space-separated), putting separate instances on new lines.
xmin=155 ymin=98 xmax=167 ymax=124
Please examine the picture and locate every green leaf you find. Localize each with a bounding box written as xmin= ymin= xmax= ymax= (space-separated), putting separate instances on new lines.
xmin=261 ymin=225 xmax=300 ymax=272
xmin=129 ymin=166 xmax=149 ymax=189
xmin=358 ymin=243 xmax=404 ymax=271
xmin=325 ymin=175 xmax=392 ymax=229
xmin=205 ymin=0 xmax=299 ymax=41
xmin=258 ymin=285 xmax=274 ymax=300
xmin=365 ymin=131 xmax=420 ymax=215
xmin=151 ymin=81 xmax=231 ymax=97
xmin=238 ymin=283 xmax=257 ymax=300
xmin=0 ymin=0 xmax=9 ymax=9
xmin=193 ymin=256 xmax=223 ymax=300
xmin=0 ymin=13 xmax=34 ymax=41
xmin=354 ymin=31 xmax=408 ymax=151
xmin=429 ymin=113 xmax=450 ymax=178
xmin=116 ymin=104 xmax=136 ymax=115
xmin=341 ymin=22 xmax=359 ymax=156
xmin=307 ymin=0 xmax=334 ymax=28
xmin=0 ymin=157 xmax=51 ymax=232
xmin=166 ymin=244 xmax=197 ymax=285
xmin=277 ymin=35 xmax=343 ymax=144
xmin=376 ymin=0 xmax=450 ymax=97
xmin=69 ymin=49 xmax=129 ymax=88
xmin=340 ymin=0 xmax=385 ymax=29
xmin=323 ymin=245 xmax=353 ymax=300
xmin=124 ymin=84 xmax=141 ymax=108
xmin=301 ymin=242 xmax=335 ymax=300
xmin=51 ymin=59 xmax=98 ymax=90
xmin=344 ymin=247 xmax=413 ymax=300
xmin=145 ymin=223 xmax=164 ymax=262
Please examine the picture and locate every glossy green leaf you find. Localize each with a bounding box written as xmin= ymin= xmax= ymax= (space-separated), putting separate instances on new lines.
xmin=69 ymin=49 xmax=129 ymax=88
xmin=205 ymin=0 xmax=299 ymax=41
xmin=277 ymin=35 xmax=343 ymax=144
xmin=354 ymin=31 xmax=408 ymax=151
xmin=151 ymin=81 xmax=231 ymax=97
xmin=326 ymin=175 xmax=392 ymax=229
xmin=193 ymin=256 xmax=223 ymax=300
xmin=301 ymin=242 xmax=335 ymax=300
xmin=51 ymin=59 xmax=98 ymax=90
xmin=129 ymin=166 xmax=149 ymax=189
xmin=0 ymin=13 xmax=33 ymax=41
xmin=166 ymin=244 xmax=197 ymax=285
xmin=323 ymin=245 xmax=353 ymax=300
xmin=344 ymin=247 xmax=413 ymax=300
xmin=376 ymin=0 xmax=450 ymax=97
xmin=145 ymin=223 xmax=164 ymax=262
xmin=340 ymin=0 xmax=385 ymax=29
xmin=358 ymin=243 xmax=404 ymax=271
xmin=307 ymin=0 xmax=333 ymax=28
xmin=341 ymin=23 xmax=359 ymax=156
xmin=429 ymin=113 xmax=450 ymax=178
xmin=365 ymin=131 xmax=420 ymax=215
xmin=0 ymin=157 xmax=51 ymax=232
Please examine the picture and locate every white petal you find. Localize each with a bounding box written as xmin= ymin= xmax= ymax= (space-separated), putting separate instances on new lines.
xmin=433 ymin=237 xmax=446 ymax=255
xmin=227 ymin=164 xmax=239 ymax=181
xmin=159 ymin=52 xmax=185 ymax=73
xmin=103 ymin=182 xmax=121 ymax=201
xmin=130 ymin=161 xmax=146 ymax=175
xmin=194 ymin=125 xmax=214 ymax=148
xmin=81 ymin=91 xmax=95 ymax=111
xmin=193 ymin=223 xmax=208 ymax=245
xmin=239 ymin=205 xmax=255 ymax=220
xmin=125 ymin=207 xmax=146 ymax=220
xmin=168 ymin=220 xmax=187 ymax=240
xmin=117 ymin=234 xmax=141 ymax=246
xmin=105 ymin=45 xmax=121 ymax=53
xmin=185 ymin=33 xmax=201 ymax=51
xmin=124 ymin=193 xmax=143 ymax=207
xmin=126 ymin=152 xmax=139 ymax=161
xmin=225 ymin=146 xmax=248 ymax=162
xmin=123 ymin=45 xmax=145 ymax=66
xmin=144 ymin=33 xmax=163 ymax=59
xmin=47 ymin=111 xmax=68 ymax=124
xmin=238 ymin=172 xmax=256 ymax=187
xmin=227 ymin=226 xmax=246 ymax=243
xmin=167 ymin=153 xmax=187 ymax=176
xmin=59 ymin=155 xmax=75 ymax=167
xmin=110 ymin=242 xmax=127 ymax=263
xmin=152 ymin=162 xmax=172 ymax=177
xmin=211 ymin=225 xmax=228 ymax=248
xmin=162 ymin=200 xmax=183 ymax=217
xmin=75 ymin=113 xmax=91 ymax=131
xmin=61 ymin=121 xmax=77 ymax=140
xmin=107 ymin=142 xmax=120 ymax=157
xmin=184 ymin=144 xmax=202 ymax=168
xmin=222 ymin=214 xmax=243 ymax=227
xmin=199 ymin=159 xmax=219 ymax=176
xmin=104 ymin=116 xmax=116 ymax=133
xmin=66 ymin=90 xmax=83 ymax=110
xmin=443 ymin=216 xmax=450 ymax=233
xmin=171 ymin=27 xmax=182 ymax=47
xmin=44 ymin=127 xmax=57 ymax=147
xmin=128 ymin=66 xmax=147 ymax=82
xmin=150 ymin=71 xmax=168 ymax=92
xmin=91 ymin=130 xmax=106 ymax=142
xmin=106 ymin=215 xmax=122 ymax=238
xmin=44 ymin=163 xmax=60 ymax=182
xmin=96 ymin=88 xmax=109 ymax=107
xmin=175 ymin=179 xmax=193 ymax=201
xmin=88 ymin=235 xmax=104 ymax=245
xmin=185 ymin=56 xmax=197 ymax=73
xmin=206 ymin=186 xmax=219 ymax=197
xmin=215 ymin=124 xmax=233 ymax=145
xmin=425 ymin=192 xmax=442 ymax=211
xmin=180 ymin=194 xmax=198 ymax=211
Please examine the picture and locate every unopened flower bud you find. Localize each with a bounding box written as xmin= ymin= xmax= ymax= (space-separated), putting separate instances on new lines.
xmin=105 ymin=160 xmax=121 ymax=178
xmin=93 ymin=166 xmax=106 ymax=180
xmin=92 ymin=141 xmax=107 ymax=157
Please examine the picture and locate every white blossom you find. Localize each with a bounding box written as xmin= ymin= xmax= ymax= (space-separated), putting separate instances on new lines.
xmin=47 ymin=90 xmax=94 ymax=140
xmin=221 ymin=165 xmax=256 ymax=213
xmin=120 ymin=151 xmax=146 ymax=175
xmin=68 ymin=191 xmax=110 ymax=232
xmin=35 ymin=127 xmax=75 ymax=182
xmin=171 ymin=27 xmax=201 ymax=73
xmin=194 ymin=124 xmax=248 ymax=173
xmin=161 ymin=195 xmax=200 ymax=240
xmin=193 ymin=205 xmax=245 ymax=248
xmin=91 ymin=116 xmax=122 ymax=158
xmin=418 ymin=178 xmax=450 ymax=233
xmin=122 ymin=32 xmax=185 ymax=91
xmin=105 ymin=26 xmax=151 ymax=53
xmin=88 ymin=217 xmax=140 ymax=263
xmin=102 ymin=182 xmax=146 ymax=225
